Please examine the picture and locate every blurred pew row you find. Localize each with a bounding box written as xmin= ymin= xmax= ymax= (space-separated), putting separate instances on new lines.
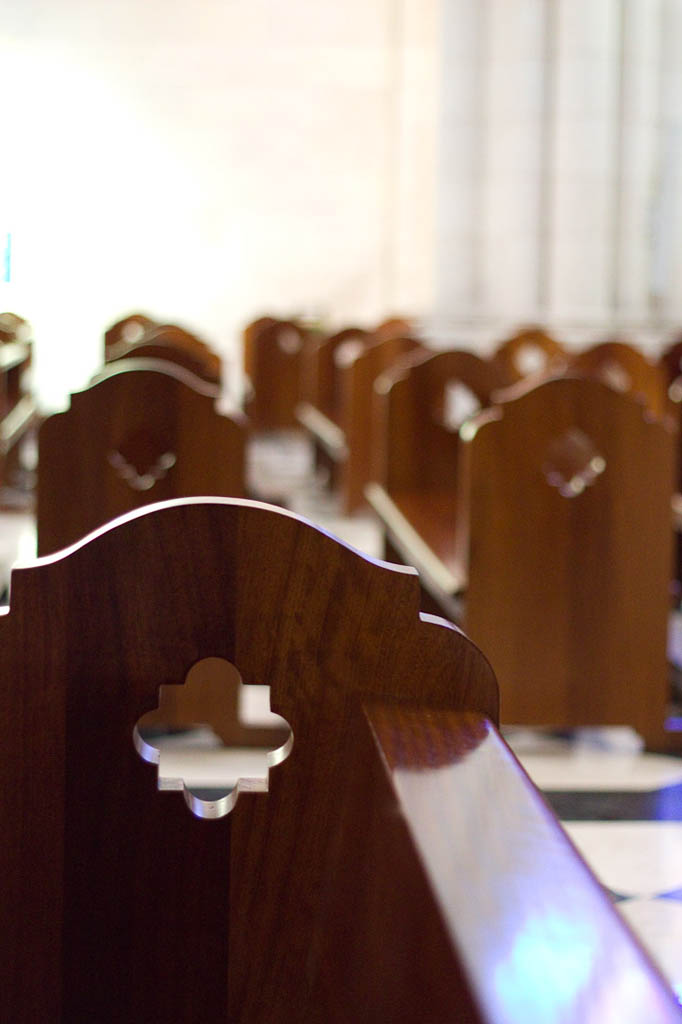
xmin=4 ymin=308 xmax=682 ymax=749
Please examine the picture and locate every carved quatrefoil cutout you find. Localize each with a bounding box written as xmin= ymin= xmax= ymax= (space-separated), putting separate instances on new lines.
xmin=134 ymin=657 xmax=293 ymax=819
xmin=542 ymin=428 xmax=606 ymax=498
xmin=108 ymin=429 xmax=177 ymax=491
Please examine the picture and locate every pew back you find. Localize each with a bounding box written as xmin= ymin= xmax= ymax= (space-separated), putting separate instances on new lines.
xmin=1 ymin=498 xmax=499 ymax=1022
xmin=36 ymin=359 xmax=246 ymax=556
xmin=244 ymin=318 xmax=310 ymax=429
xmin=461 ymin=375 xmax=675 ymax=744
xmin=568 ymin=340 xmax=669 ymax=421
xmin=106 ymin=322 xmax=222 ymax=386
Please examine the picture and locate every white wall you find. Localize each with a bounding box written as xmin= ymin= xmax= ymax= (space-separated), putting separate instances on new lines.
xmin=432 ymin=0 xmax=682 ymax=352
xmin=0 ymin=0 xmax=439 ymax=408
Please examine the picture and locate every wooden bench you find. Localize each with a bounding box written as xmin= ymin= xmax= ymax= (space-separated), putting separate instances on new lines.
xmin=243 ymin=317 xmax=312 ymax=430
xmin=2 ymin=497 xmax=678 ymax=1021
xmin=568 ymin=339 xmax=670 ymax=421
xmin=105 ymin=321 xmax=223 ymax=387
xmin=367 ymin=347 xmax=512 ymax=608
xmin=492 ymin=325 xmax=567 ymax=381
xmin=369 ymin=371 xmax=676 ymax=747
xmin=104 ymin=311 xmax=158 ymax=352
xmin=36 ymin=358 xmax=246 ymax=557
xmin=297 ymin=328 xmax=424 ymax=507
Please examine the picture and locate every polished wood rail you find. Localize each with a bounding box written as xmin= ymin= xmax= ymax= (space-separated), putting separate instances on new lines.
xmin=313 ymin=704 xmax=681 ymax=1022
xmin=0 ymin=498 xmax=498 ymax=1021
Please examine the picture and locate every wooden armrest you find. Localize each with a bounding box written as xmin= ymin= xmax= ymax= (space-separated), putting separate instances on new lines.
xmin=295 ymin=401 xmax=348 ymax=459
xmin=314 ymin=703 xmax=680 ymax=1021
xmin=365 ymin=482 xmax=466 ymax=595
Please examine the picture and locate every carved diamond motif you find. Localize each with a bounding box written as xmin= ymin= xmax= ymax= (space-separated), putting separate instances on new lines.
xmin=108 ymin=429 xmax=177 ymax=491
xmin=542 ymin=428 xmax=606 ymax=498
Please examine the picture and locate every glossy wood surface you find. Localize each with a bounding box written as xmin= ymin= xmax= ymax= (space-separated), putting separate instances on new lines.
xmin=372 ymin=347 xmax=510 ymax=497
xmin=104 ymin=311 xmax=157 ymax=352
xmin=337 ymin=334 xmax=423 ymax=512
xmin=462 ymin=375 xmax=675 ymax=745
xmin=326 ymin=704 xmax=680 ymax=1022
xmin=106 ymin=322 xmax=222 ymax=386
xmin=243 ymin=318 xmax=310 ymax=429
xmin=492 ymin=326 xmax=567 ymax=381
xmin=0 ymin=497 xmax=498 ymax=1022
xmin=568 ymin=340 xmax=669 ymax=420
xmin=37 ymin=359 xmax=246 ymax=556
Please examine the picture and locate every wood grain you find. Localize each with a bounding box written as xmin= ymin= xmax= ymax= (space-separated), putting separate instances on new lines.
xmin=243 ymin=318 xmax=311 ymax=429
xmin=106 ymin=322 xmax=222 ymax=386
xmin=492 ymin=326 xmax=567 ymax=381
xmin=568 ymin=340 xmax=669 ymax=421
xmin=316 ymin=704 xmax=680 ymax=1022
xmin=37 ymin=358 xmax=247 ymax=556
xmin=461 ymin=375 xmax=675 ymax=746
xmin=0 ymin=497 xmax=498 ymax=1021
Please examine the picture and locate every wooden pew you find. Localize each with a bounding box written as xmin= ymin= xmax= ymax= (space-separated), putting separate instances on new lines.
xmin=567 ymin=339 xmax=669 ymax=421
xmin=367 ymin=347 xmax=512 ymax=606
xmin=297 ymin=325 xmax=375 ymax=486
xmin=243 ymin=318 xmax=312 ymax=430
xmin=369 ymin=371 xmax=676 ymax=747
xmin=2 ymin=498 xmax=678 ymax=1022
xmin=492 ymin=325 xmax=567 ymax=381
xmin=106 ymin=321 xmax=223 ymax=387
xmin=104 ymin=311 xmax=158 ymax=353
xmin=36 ymin=358 xmax=246 ymax=557
xmin=323 ymin=334 xmax=423 ymax=513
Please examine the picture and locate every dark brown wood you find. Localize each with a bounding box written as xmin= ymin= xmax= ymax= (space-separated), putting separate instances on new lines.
xmin=460 ymin=376 xmax=675 ymax=745
xmin=0 ymin=497 xmax=498 ymax=1022
xmin=243 ymin=318 xmax=310 ymax=429
xmin=36 ymin=358 xmax=246 ymax=557
xmin=335 ymin=335 xmax=424 ymax=512
xmin=371 ymin=347 xmax=511 ymax=497
xmin=104 ymin=311 xmax=157 ymax=353
xmin=492 ymin=325 xmax=567 ymax=381
xmin=368 ymin=368 xmax=676 ymax=745
xmin=106 ymin=322 xmax=222 ymax=386
xmin=568 ymin=339 xmax=669 ymax=421
xmin=312 ymin=704 xmax=680 ymax=1022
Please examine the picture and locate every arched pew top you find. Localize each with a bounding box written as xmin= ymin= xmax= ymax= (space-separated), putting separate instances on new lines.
xmin=36 ymin=361 xmax=248 ymax=556
xmin=492 ymin=325 xmax=567 ymax=381
xmin=105 ymin=323 xmax=222 ymax=386
xmin=9 ymin=496 xmax=497 ymax=733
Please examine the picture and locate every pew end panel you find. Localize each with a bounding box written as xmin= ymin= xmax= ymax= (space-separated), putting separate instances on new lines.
xmin=36 ymin=358 xmax=247 ymax=557
xmin=492 ymin=326 xmax=567 ymax=382
xmin=461 ymin=375 xmax=676 ymax=747
xmin=1 ymin=497 xmax=499 ymax=1022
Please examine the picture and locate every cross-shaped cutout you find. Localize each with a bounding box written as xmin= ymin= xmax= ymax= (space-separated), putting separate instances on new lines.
xmin=134 ymin=657 xmax=293 ymax=819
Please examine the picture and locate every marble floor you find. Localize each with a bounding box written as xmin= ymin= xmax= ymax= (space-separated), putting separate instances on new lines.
xmin=3 ymin=431 xmax=682 ymax=1003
